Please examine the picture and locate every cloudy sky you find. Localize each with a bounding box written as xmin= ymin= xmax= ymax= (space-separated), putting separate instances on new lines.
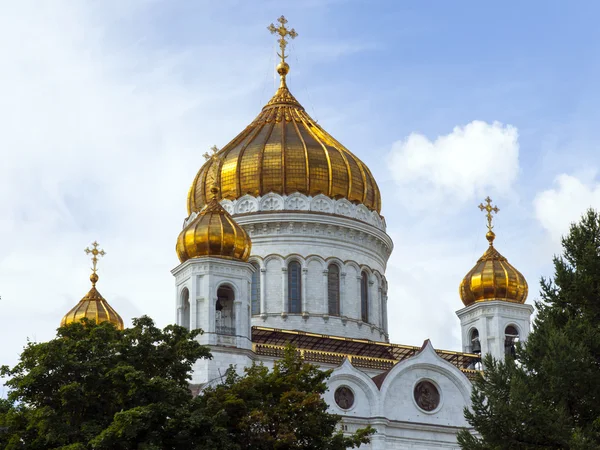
xmin=2 ymin=0 xmax=600 ymax=378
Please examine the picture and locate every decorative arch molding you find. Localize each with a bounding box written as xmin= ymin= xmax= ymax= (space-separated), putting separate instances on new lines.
xmin=345 ymin=260 xmax=361 ymax=275
xmin=214 ymin=281 xmax=240 ymax=300
xmin=263 ymin=254 xmax=285 ymax=266
xmin=283 ymin=254 xmax=308 ymax=268
xmin=379 ymin=341 xmax=472 ymax=405
xmin=248 ymin=256 xmax=264 ymax=268
xmin=213 ymin=193 xmax=386 ymax=231
xmin=305 ymin=255 xmax=326 ymax=269
xmin=328 ymin=359 xmax=380 ymax=416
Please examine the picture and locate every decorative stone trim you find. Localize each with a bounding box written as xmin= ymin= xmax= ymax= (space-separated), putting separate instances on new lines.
xmin=215 ymin=193 xmax=386 ymax=231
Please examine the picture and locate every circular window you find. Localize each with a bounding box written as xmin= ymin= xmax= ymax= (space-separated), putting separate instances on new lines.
xmin=413 ymin=380 xmax=440 ymax=412
xmin=334 ymin=386 xmax=355 ymax=410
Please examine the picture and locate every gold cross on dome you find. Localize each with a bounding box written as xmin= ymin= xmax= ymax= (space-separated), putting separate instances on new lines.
xmin=478 ymin=197 xmax=499 ymax=232
xmin=203 ymin=145 xmax=220 ymax=163
xmin=84 ymin=241 xmax=106 ymax=274
xmin=268 ymin=15 xmax=298 ymax=63
xmin=203 ymin=145 xmax=223 ymax=199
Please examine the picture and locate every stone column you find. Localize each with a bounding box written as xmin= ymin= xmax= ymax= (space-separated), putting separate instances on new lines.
xmin=356 ymin=276 xmax=363 ymax=322
xmin=340 ymin=272 xmax=346 ymax=316
xmin=190 ymin=276 xmax=198 ymax=330
xmin=322 ymin=269 xmax=329 ymax=315
xmin=302 ymin=267 xmax=308 ymax=315
xmin=260 ymin=267 xmax=267 ymax=317
xmin=281 ymin=267 xmax=288 ymax=317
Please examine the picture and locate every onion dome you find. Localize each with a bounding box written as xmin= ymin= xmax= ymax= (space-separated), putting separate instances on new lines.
xmin=177 ymin=186 xmax=251 ymax=263
xmin=459 ymin=198 xmax=528 ymax=307
xmin=61 ymin=242 xmax=124 ymax=330
xmin=186 ymin=16 xmax=381 ymax=214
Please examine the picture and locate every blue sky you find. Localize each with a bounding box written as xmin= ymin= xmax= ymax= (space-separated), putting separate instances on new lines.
xmin=2 ymin=0 xmax=600 ymax=378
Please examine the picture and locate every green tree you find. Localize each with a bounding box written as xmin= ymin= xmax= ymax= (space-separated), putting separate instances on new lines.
xmin=1 ymin=319 xmax=372 ymax=449
xmin=0 ymin=316 xmax=211 ymax=450
xmin=188 ymin=346 xmax=373 ymax=450
xmin=458 ymin=209 xmax=600 ymax=449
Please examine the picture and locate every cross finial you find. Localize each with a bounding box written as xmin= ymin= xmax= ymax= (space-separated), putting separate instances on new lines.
xmin=478 ymin=197 xmax=499 ymax=245
xmin=84 ymin=241 xmax=105 ymax=286
xmin=203 ymin=145 xmax=222 ymax=200
xmin=268 ymin=15 xmax=297 ymax=82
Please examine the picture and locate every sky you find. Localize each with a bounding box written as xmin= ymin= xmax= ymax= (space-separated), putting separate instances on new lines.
xmin=2 ymin=0 xmax=600 ymax=380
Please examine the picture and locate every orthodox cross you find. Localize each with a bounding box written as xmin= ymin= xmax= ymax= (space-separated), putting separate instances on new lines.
xmin=268 ymin=15 xmax=298 ymax=63
xmin=478 ymin=196 xmax=499 ymax=232
xmin=203 ymin=145 xmax=222 ymax=199
xmin=84 ymin=241 xmax=105 ymax=275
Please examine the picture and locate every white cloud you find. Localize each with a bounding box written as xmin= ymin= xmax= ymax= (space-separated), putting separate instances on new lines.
xmin=0 ymin=1 xmax=263 ymax=370
xmin=534 ymin=173 xmax=600 ymax=242
xmin=387 ymin=120 xmax=520 ymax=210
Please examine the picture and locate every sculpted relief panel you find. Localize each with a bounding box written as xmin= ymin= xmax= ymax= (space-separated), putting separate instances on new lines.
xmin=205 ymin=193 xmax=386 ymax=231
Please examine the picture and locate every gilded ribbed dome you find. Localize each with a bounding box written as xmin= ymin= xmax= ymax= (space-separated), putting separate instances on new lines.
xmin=187 ymin=65 xmax=381 ymax=214
xmin=459 ymin=230 xmax=528 ymax=307
xmin=61 ymin=273 xmax=124 ymax=330
xmin=177 ymin=187 xmax=251 ymax=263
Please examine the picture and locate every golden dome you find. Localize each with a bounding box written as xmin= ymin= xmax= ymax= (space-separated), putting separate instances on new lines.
xmin=61 ymin=242 xmax=124 ymax=330
xmin=177 ymin=187 xmax=251 ymax=263
xmin=459 ymin=198 xmax=528 ymax=307
xmin=186 ymin=34 xmax=381 ymax=214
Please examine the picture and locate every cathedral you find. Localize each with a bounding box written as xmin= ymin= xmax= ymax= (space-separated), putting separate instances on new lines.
xmin=61 ymin=16 xmax=534 ymax=449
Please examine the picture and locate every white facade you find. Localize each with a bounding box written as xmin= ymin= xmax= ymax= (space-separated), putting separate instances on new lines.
xmin=457 ymin=300 xmax=534 ymax=362
xmin=172 ymin=193 xmax=534 ymax=449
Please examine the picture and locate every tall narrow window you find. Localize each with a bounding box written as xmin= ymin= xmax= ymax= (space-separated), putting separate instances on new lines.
xmin=288 ymin=261 xmax=302 ymax=314
xmin=361 ymin=272 xmax=369 ymax=323
xmin=505 ymin=325 xmax=519 ymax=358
xmin=251 ymin=263 xmax=260 ymax=315
xmin=181 ymin=287 xmax=190 ymax=330
xmin=328 ymin=264 xmax=340 ymax=316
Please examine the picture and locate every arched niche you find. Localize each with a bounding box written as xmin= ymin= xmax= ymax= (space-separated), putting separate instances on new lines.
xmin=180 ymin=287 xmax=190 ymax=330
xmin=216 ymin=285 xmax=235 ymax=336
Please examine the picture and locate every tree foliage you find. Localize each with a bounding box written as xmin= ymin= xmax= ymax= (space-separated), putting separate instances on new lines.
xmin=1 ymin=319 xmax=371 ymax=449
xmin=458 ymin=209 xmax=600 ymax=449
xmin=189 ymin=346 xmax=373 ymax=449
xmin=0 ymin=316 xmax=210 ymax=450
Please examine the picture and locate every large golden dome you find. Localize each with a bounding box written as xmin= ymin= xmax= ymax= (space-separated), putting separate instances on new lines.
xmin=177 ymin=187 xmax=252 ymax=263
xmin=187 ymin=60 xmax=381 ymax=214
xmin=61 ymin=242 xmax=124 ymax=330
xmin=459 ymin=198 xmax=528 ymax=307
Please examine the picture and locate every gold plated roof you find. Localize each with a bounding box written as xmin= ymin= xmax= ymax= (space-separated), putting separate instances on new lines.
xmin=459 ymin=198 xmax=528 ymax=306
xmin=177 ymin=187 xmax=252 ymax=263
xmin=187 ymin=17 xmax=381 ymax=214
xmin=61 ymin=242 xmax=124 ymax=330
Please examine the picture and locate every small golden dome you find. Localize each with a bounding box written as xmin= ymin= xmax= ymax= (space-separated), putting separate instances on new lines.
xmin=177 ymin=189 xmax=251 ymax=263
xmin=459 ymin=199 xmax=528 ymax=307
xmin=186 ymin=28 xmax=381 ymax=214
xmin=61 ymin=242 xmax=124 ymax=330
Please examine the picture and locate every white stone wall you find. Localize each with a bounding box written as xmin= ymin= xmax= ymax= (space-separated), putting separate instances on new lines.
xmin=171 ymin=257 xmax=255 ymax=350
xmin=231 ymin=210 xmax=393 ymax=341
xmin=456 ymin=301 xmax=534 ymax=362
xmin=326 ymin=342 xmax=472 ymax=449
xmin=196 ymin=341 xmax=473 ymax=449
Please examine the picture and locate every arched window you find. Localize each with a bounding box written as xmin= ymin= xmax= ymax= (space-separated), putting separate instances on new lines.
xmin=251 ymin=263 xmax=260 ymax=315
xmin=505 ymin=325 xmax=519 ymax=358
xmin=216 ymin=285 xmax=235 ymax=336
xmin=288 ymin=261 xmax=302 ymax=314
xmin=361 ymin=271 xmax=369 ymax=323
xmin=470 ymin=328 xmax=481 ymax=354
xmin=180 ymin=287 xmax=190 ymax=330
xmin=328 ymin=264 xmax=340 ymax=316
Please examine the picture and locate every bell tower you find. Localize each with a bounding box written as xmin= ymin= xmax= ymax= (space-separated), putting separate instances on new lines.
xmin=456 ymin=198 xmax=533 ymax=362
xmin=173 ymin=148 xmax=255 ymax=385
